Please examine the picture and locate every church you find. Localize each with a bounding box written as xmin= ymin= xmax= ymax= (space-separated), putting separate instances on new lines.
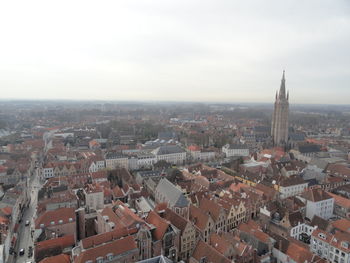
xmin=271 ymin=71 xmax=289 ymax=146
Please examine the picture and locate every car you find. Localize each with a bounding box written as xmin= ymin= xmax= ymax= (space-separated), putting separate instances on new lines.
xmin=25 ymin=220 xmax=30 ymax=226
xmin=28 ymin=246 xmax=33 ymax=257
xmin=19 ymin=248 xmax=25 ymax=256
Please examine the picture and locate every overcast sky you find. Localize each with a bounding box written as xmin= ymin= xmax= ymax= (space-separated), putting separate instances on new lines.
xmin=0 ymin=0 xmax=349 ymax=104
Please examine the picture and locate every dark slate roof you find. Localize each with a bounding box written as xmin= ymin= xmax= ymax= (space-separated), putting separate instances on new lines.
xmin=298 ymin=144 xmax=322 ymax=154
xmin=155 ymin=178 xmax=189 ymax=208
xmin=137 ymin=170 xmax=162 ymax=178
xmin=310 ymin=215 xmax=330 ymax=231
xmin=105 ymin=152 xmax=127 ymax=159
xmin=254 ymin=126 xmax=270 ymax=133
xmin=158 ymin=131 xmax=177 ymax=141
xmin=280 ymin=176 xmax=307 ymax=187
xmin=153 ymin=145 xmax=185 ymax=155
xmin=305 ymin=178 xmax=318 ymax=187
xmin=289 ymin=133 xmax=306 ymax=141
xmin=227 ymin=144 xmax=249 ymax=149
xmin=289 ymin=211 xmax=304 ymax=227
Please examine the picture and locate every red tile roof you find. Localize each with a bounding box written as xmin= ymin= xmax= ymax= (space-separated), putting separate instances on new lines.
xmin=188 ymin=145 xmax=201 ymax=151
xmin=327 ymin=192 xmax=350 ymax=209
xmin=189 ymin=205 xmax=211 ymax=231
xmin=81 ymin=226 xmax=138 ymax=249
xmin=192 ymin=240 xmax=231 ymax=263
xmin=74 ymin=235 xmax=137 ymax=263
xmin=238 ymin=220 xmax=271 ymax=243
xmin=0 ymin=216 xmax=9 ymax=225
xmin=39 ymin=254 xmax=71 ymax=263
xmin=0 ymin=206 xmax=12 ymax=216
xmin=35 ymin=235 xmax=75 ymax=254
xmin=286 ymin=241 xmax=322 ymax=263
xmin=146 ymin=211 xmax=170 ymax=241
xmin=303 ymin=188 xmax=333 ymax=202
xmin=332 ymin=218 xmax=350 ymax=234
xmin=209 ymin=233 xmax=232 ymax=255
xmin=35 ymin=207 xmax=75 ymax=229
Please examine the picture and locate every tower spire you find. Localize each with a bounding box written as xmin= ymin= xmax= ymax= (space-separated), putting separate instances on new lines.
xmin=272 ymin=70 xmax=289 ymax=146
xmin=279 ymin=70 xmax=286 ymax=99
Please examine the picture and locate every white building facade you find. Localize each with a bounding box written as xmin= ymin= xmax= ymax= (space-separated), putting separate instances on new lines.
xmin=222 ymin=144 xmax=249 ymax=157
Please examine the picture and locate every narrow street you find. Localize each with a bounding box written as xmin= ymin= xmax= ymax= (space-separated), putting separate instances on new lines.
xmin=14 ymin=168 xmax=42 ymax=263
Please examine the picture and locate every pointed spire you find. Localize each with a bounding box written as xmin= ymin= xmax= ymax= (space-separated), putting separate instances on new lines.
xmin=279 ymin=70 xmax=286 ymax=99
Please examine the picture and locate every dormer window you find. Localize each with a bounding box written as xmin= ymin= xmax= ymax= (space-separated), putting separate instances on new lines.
xmin=96 ymin=257 xmax=103 ymax=263
xmin=107 ymin=253 xmax=113 ymax=260
xmin=69 ymin=217 xmax=73 ymax=222
xmin=50 ymin=221 xmax=55 ymax=225
xmin=318 ymin=233 xmax=326 ymax=239
xmin=341 ymin=242 xmax=348 ymax=249
xmin=58 ymin=219 xmax=63 ymax=224
xmin=40 ymin=223 xmax=45 ymax=228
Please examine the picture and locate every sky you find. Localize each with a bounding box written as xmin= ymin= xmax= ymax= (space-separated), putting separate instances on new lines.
xmin=0 ymin=0 xmax=349 ymax=104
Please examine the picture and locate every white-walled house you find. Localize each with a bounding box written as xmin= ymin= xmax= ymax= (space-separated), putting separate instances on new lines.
xmin=42 ymin=165 xmax=54 ymax=179
xmin=222 ymin=144 xmax=249 ymax=157
xmin=188 ymin=145 xmax=215 ymax=162
xmin=152 ymin=145 xmax=186 ymax=165
xmin=105 ymin=152 xmax=128 ymax=169
xmin=279 ymin=176 xmax=308 ymax=199
xmin=302 ymin=188 xmax=334 ymax=220
xmin=311 ymin=228 xmax=350 ymax=263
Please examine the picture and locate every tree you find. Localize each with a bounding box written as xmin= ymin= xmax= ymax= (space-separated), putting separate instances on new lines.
xmin=153 ymin=160 xmax=171 ymax=170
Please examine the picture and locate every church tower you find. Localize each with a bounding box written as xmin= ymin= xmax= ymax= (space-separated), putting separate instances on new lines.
xmin=271 ymin=71 xmax=289 ymax=146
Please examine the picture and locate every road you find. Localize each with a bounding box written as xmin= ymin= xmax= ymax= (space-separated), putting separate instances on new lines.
xmin=14 ymin=168 xmax=42 ymax=263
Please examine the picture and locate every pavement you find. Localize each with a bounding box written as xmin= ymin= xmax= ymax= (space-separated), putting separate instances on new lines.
xmin=13 ymin=168 xmax=42 ymax=263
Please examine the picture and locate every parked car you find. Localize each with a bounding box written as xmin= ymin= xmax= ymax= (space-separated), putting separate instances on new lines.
xmin=19 ymin=248 xmax=25 ymax=256
xmin=25 ymin=220 xmax=30 ymax=226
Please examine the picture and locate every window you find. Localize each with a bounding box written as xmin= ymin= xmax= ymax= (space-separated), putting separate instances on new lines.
xmin=107 ymin=253 xmax=113 ymax=260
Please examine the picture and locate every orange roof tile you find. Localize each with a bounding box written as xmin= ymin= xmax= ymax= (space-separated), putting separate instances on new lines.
xmin=146 ymin=211 xmax=170 ymax=241
xmin=81 ymin=227 xmax=138 ymax=249
xmin=75 ymin=235 xmax=137 ymax=263
xmin=39 ymin=254 xmax=70 ymax=263
xmin=35 ymin=207 xmax=75 ymax=229
xmin=327 ymin=192 xmax=350 ymax=209
xmin=332 ymin=218 xmax=350 ymax=234
xmin=35 ymin=235 xmax=75 ymax=253
xmin=192 ymin=240 xmax=231 ymax=263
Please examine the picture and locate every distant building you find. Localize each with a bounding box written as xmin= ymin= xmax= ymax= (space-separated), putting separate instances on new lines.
xmin=188 ymin=145 xmax=216 ymax=162
xmin=303 ymin=188 xmax=334 ymax=220
xmin=222 ymin=144 xmax=249 ymax=157
xmin=163 ymin=208 xmax=196 ymax=261
xmin=83 ymin=183 xmax=104 ymax=211
xmin=155 ymin=178 xmax=189 ymax=218
xmin=310 ymin=228 xmax=350 ymax=263
xmin=35 ymin=207 xmax=77 ymax=241
xmin=152 ymin=145 xmax=186 ymax=165
xmin=279 ymin=176 xmax=308 ymax=199
xmin=271 ymin=71 xmax=289 ymax=146
xmin=74 ymin=235 xmax=139 ymax=263
xmin=105 ymin=152 xmax=128 ymax=169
